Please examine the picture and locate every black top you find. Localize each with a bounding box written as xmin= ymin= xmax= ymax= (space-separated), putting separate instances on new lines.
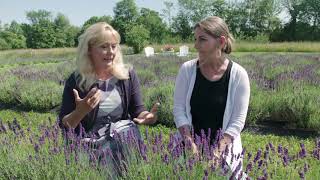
xmin=58 ymin=68 xmax=146 ymax=137
xmin=190 ymin=60 xmax=232 ymax=143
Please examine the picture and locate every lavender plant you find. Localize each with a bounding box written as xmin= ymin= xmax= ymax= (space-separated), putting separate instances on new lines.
xmin=0 ymin=116 xmax=319 ymax=179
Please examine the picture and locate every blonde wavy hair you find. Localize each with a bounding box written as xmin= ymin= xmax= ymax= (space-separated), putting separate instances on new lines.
xmin=76 ymin=22 xmax=129 ymax=91
xmin=194 ymin=16 xmax=234 ymax=54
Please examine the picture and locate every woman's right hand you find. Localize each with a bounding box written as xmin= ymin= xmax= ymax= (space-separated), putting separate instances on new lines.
xmin=73 ymin=88 xmax=101 ymax=115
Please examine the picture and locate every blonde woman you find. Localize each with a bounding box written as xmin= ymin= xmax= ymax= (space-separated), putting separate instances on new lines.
xmin=173 ymin=16 xmax=250 ymax=178
xmin=59 ymin=22 xmax=158 ymax=175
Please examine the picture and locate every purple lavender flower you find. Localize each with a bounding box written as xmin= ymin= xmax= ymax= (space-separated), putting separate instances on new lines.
xmin=204 ymin=169 xmax=208 ymax=176
xmin=245 ymin=162 xmax=253 ymax=173
xmin=203 ymin=139 xmax=210 ymax=159
xmin=299 ymin=143 xmax=307 ymax=158
xmin=188 ymin=158 xmax=194 ymax=171
xmin=258 ymin=159 xmax=263 ymax=169
xmin=0 ymin=120 xmax=7 ymax=133
xmin=241 ymin=147 xmax=246 ymax=156
xmin=284 ymin=147 xmax=289 ymax=156
xmin=162 ymin=153 xmax=169 ymax=165
xmin=230 ymin=161 xmax=242 ymax=179
xmin=278 ymin=144 xmax=283 ymax=154
xmin=195 ymin=134 xmax=201 ymax=147
xmin=298 ymin=170 xmax=305 ymax=179
xmin=152 ymin=145 xmax=157 ymax=153
xmin=202 ymin=169 xmax=209 ymax=180
xmin=282 ymin=154 xmax=289 ymax=166
xmin=210 ymin=163 xmax=216 ymax=172
xmin=312 ymin=149 xmax=319 ymax=159
xmin=253 ymin=149 xmax=262 ymax=163
xmin=268 ymin=142 xmax=275 ymax=152
xmin=34 ymin=143 xmax=40 ymax=153
xmin=207 ymin=128 xmax=211 ymax=145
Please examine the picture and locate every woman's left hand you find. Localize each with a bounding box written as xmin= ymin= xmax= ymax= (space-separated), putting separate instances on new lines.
xmin=133 ymin=102 xmax=160 ymax=125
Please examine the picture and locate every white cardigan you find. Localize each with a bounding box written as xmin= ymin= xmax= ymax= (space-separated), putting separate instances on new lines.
xmin=173 ymin=59 xmax=250 ymax=171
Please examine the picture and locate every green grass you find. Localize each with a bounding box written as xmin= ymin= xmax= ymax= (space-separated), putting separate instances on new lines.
xmin=149 ymin=42 xmax=320 ymax=53
xmin=0 ymin=48 xmax=75 ymax=66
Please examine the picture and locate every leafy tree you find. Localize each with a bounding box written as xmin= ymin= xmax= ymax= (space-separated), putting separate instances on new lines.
xmin=224 ymin=1 xmax=248 ymax=38
xmin=22 ymin=10 xmax=80 ymax=48
xmin=82 ymin=15 xmax=112 ymax=29
xmin=54 ymin=13 xmax=70 ymax=28
xmin=177 ymin=0 xmax=227 ymax=25
xmin=23 ymin=20 xmax=56 ymax=48
xmin=241 ymin=0 xmax=281 ymax=37
xmin=54 ymin=13 xmax=70 ymax=47
xmin=26 ymin=10 xmax=52 ymax=25
xmin=0 ymin=21 xmax=26 ymax=49
xmin=64 ymin=26 xmax=81 ymax=47
xmin=54 ymin=13 xmax=80 ymax=47
xmin=280 ymin=0 xmax=304 ymax=40
xmin=137 ymin=8 xmax=168 ymax=43
xmin=303 ymin=0 xmax=320 ymax=27
xmin=7 ymin=21 xmax=24 ymax=35
xmin=125 ymin=25 xmax=150 ymax=54
xmin=112 ymin=0 xmax=139 ymax=43
xmin=0 ymin=37 xmax=11 ymax=50
xmin=161 ymin=1 xmax=175 ymax=28
xmin=171 ymin=11 xmax=192 ymax=41
xmin=0 ymin=31 xmax=26 ymax=49
xmin=75 ymin=15 xmax=112 ymax=45
xmin=270 ymin=0 xmax=320 ymax=41
xmin=23 ymin=10 xmax=56 ymax=48
xmin=81 ymin=16 xmax=112 ymax=33
xmin=299 ymin=0 xmax=320 ymax=39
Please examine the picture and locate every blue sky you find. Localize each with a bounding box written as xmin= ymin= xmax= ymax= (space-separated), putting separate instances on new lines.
xmin=0 ymin=0 xmax=177 ymax=26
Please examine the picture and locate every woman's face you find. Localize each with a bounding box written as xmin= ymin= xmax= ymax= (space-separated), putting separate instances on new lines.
xmin=89 ymin=30 xmax=118 ymax=71
xmin=194 ymin=27 xmax=221 ymax=61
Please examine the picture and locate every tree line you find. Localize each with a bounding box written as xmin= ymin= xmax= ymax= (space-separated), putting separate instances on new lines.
xmin=0 ymin=0 xmax=319 ymax=52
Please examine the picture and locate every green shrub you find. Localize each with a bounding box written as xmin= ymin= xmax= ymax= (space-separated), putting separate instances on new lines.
xmin=0 ymin=75 xmax=20 ymax=106
xmin=246 ymin=82 xmax=270 ymax=125
xmin=143 ymin=83 xmax=175 ymax=127
xmin=19 ymin=81 xmax=62 ymax=111
xmin=125 ymin=25 xmax=150 ymax=54
xmin=137 ymin=69 xmax=157 ymax=86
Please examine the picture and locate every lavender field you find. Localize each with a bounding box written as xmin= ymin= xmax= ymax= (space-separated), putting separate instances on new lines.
xmin=0 ymin=49 xmax=319 ymax=179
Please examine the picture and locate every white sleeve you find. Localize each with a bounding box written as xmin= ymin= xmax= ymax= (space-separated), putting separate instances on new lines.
xmin=225 ymin=68 xmax=250 ymax=138
xmin=173 ymin=64 xmax=190 ymax=128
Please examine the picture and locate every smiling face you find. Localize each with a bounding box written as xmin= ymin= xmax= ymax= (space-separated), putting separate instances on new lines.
xmin=88 ymin=30 xmax=118 ymax=72
xmin=194 ymin=27 xmax=221 ymax=63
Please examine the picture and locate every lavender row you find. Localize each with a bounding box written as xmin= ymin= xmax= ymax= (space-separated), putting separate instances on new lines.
xmin=0 ymin=118 xmax=319 ymax=179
